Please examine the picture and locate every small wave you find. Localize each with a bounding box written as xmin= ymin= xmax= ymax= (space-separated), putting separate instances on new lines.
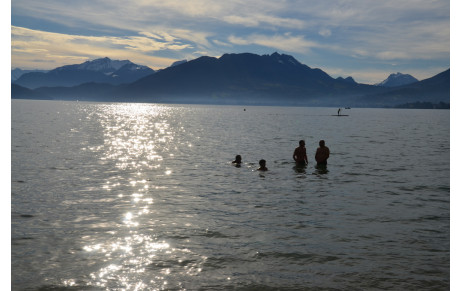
xmin=12 ymin=212 xmax=34 ymax=218
xmin=197 ymin=229 xmax=232 ymax=238
xmin=11 ymin=237 xmax=35 ymax=246
xmin=20 ymin=214 xmax=34 ymax=218
xmin=12 ymin=237 xmax=34 ymax=241
xmin=34 ymin=284 xmax=96 ymax=290
xmin=49 ymin=166 xmax=73 ymax=171
xmin=148 ymin=259 xmax=198 ymax=269
xmin=202 ymin=256 xmax=254 ymax=269
xmin=255 ymin=251 xmax=340 ymax=264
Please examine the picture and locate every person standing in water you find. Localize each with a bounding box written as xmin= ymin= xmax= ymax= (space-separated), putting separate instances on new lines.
xmin=338 ymin=108 xmax=341 ymax=116
xmin=315 ymin=140 xmax=330 ymax=166
xmin=293 ymin=140 xmax=308 ymax=166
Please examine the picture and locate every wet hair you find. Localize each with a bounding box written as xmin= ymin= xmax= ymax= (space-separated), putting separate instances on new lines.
xmin=299 ymin=140 xmax=305 ymax=145
xmin=233 ymin=155 xmax=242 ymax=164
xmin=259 ymin=159 xmax=266 ymax=166
xmin=319 ymin=140 xmax=325 ymax=146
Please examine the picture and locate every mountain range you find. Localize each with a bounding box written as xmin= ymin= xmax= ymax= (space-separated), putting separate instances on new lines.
xmin=13 ymin=57 xmax=155 ymax=89
xmin=11 ymin=53 xmax=449 ymax=108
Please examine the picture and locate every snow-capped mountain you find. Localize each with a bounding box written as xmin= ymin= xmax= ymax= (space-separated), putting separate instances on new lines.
xmin=53 ymin=57 xmax=133 ymax=74
xmin=377 ymin=72 xmax=418 ymax=87
xmin=14 ymin=58 xmax=155 ymax=89
xmin=77 ymin=57 xmax=131 ymax=72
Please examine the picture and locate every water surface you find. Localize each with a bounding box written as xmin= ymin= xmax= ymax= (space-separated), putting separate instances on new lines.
xmin=12 ymin=100 xmax=449 ymax=290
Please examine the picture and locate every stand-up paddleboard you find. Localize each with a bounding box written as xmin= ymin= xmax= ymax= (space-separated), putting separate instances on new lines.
xmin=335 ymin=108 xmax=348 ymax=116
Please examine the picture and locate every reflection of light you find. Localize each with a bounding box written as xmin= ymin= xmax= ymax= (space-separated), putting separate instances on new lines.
xmin=84 ymin=244 xmax=101 ymax=252
xmin=98 ymin=264 xmax=122 ymax=278
xmin=63 ymin=279 xmax=76 ymax=286
xmin=146 ymin=242 xmax=170 ymax=254
xmin=94 ymin=103 xmax=174 ymax=173
xmin=83 ymin=232 xmax=208 ymax=288
xmin=80 ymin=104 xmax=211 ymax=288
xmin=123 ymin=212 xmax=139 ymax=227
xmin=132 ymin=193 xmax=143 ymax=203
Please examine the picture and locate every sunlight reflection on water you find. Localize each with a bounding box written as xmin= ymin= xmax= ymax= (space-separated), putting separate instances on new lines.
xmin=98 ymin=104 xmax=170 ymax=171
xmin=71 ymin=103 xmax=208 ymax=289
xmin=79 ymin=103 xmax=179 ymax=289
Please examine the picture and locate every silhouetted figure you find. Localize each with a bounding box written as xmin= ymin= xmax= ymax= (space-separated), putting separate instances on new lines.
xmin=232 ymin=155 xmax=242 ymax=167
xmin=315 ymin=140 xmax=330 ymax=166
xmin=258 ymin=159 xmax=268 ymax=171
xmin=293 ymin=140 xmax=308 ymax=166
xmin=338 ymin=108 xmax=341 ymax=116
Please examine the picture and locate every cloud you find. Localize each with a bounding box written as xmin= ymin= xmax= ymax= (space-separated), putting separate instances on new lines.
xmin=222 ymin=13 xmax=306 ymax=29
xmin=345 ymin=19 xmax=450 ymax=61
xmin=318 ymin=28 xmax=331 ymax=37
xmin=228 ymin=33 xmax=321 ymax=54
xmin=11 ymin=26 xmax=184 ymax=69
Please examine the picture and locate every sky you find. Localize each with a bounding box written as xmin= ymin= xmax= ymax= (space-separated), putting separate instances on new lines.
xmin=10 ymin=0 xmax=451 ymax=84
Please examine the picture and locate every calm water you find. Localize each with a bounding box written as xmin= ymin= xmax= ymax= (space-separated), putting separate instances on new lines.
xmin=12 ymin=100 xmax=449 ymax=290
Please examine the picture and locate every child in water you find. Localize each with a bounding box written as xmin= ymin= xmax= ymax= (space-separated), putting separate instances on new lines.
xmin=258 ymin=159 xmax=268 ymax=171
xmin=232 ymin=155 xmax=242 ymax=167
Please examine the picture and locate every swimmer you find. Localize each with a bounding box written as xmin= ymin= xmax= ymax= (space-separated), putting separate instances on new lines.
xmin=258 ymin=159 xmax=268 ymax=171
xmin=232 ymin=155 xmax=242 ymax=167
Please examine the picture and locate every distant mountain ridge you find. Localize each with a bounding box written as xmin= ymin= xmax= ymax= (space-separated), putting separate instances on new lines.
xmin=13 ymin=57 xmax=155 ymax=89
xmin=357 ymin=69 xmax=449 ymax=107
xmin=377 ymin=72 xmax=418 ymax=87
xmin=11 ymin=68 xmax=48 ymax=81
xmin=11 ymin=52 xmax=450 ymax=108
xmin=119 ymin=52 xmax=374 ymax=104
xmin=336 ymin=76 xmax=357 ymax=84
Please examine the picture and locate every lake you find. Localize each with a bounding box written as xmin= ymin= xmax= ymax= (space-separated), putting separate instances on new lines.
xmin=11 ymin=99 xmax=449 ymax=290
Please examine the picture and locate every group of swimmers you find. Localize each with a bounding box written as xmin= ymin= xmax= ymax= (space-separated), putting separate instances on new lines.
xmin=232 ymin=139 xmax=330 ymax=171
